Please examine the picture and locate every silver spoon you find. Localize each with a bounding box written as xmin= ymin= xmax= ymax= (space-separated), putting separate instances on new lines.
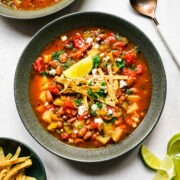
xmin=130 ymin=0 xmax=180 ymax=69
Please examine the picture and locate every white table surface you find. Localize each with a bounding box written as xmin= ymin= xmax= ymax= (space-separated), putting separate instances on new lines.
xmin=0 ymin=0 xmax=180 ymax=179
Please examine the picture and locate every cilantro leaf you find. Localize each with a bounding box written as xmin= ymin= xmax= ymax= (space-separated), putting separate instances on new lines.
xmin=127 ymin=90 xmax=133 ymax=95
xmin=116 ymin=33 xmax=121 ymax=41
xmin=97 ymin=103 xmax=103 ymax=109
xmin=97 ymin=89 xmax=107 ymax=98
xmin=90 ymin=111 xmax=97 ymax=117
xmin=74 ymin=99 xmax=81 ymax=105
xmin=52 ymin=50 xmax=65 ymax=61
xmin=93 ymin=54 xmax=101 ymax=68
xmin=101 ymin=82 xmax=106 ymax=86
xmin=116 ymin=59 xmax=126 ymax=69
xmin=40 ymin=71 xmax=48 ymax=76
xmin=134 ymin=46 xmax=140 ymax=53
xmin=103 ymin=63 xmax=107 ymax=70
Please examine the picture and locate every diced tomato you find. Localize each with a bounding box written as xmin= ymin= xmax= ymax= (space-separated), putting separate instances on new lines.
xmin=104 ymin=33 xmax=117 ymax=44
xmin=71 ymin=44 xmax=91 ymax=59
xmin=136 ymin=65 xmax=144 ymax=75
xmin=91 ymin=122 xmax=98 ymax=129
xmin=63 ymin=98 xmax=77 ymax=117
xmin=119 ymin=123 xmax=127 ymax=129
xmin=77 ymin=112 xmax=90 ymax=121
xmin=116 ymin=90 xmax=122 ymax=98
xmin=49 ymin=84 xmax=60 ymax=94
xmin=125 ymin=51 xmax=136 ymax=66
xmin=33 ymin=57 xmax=45 ymax=73
xmin=123 ymin=68 xmax=136 ymax=78
xmin=126 ymin=119 xmax=133 ymax=126
xmin=112 ymin=51 xmax=121 ymax=57
xmin=61 ymin=132 xmax=69 ymax=140
xmin=115 ymin=42 xmax=126 ymax=48
xmin=98 ymin=62 xmax=107 ymax=71
xmin=73 ymin=34 xmax=85 ymax=49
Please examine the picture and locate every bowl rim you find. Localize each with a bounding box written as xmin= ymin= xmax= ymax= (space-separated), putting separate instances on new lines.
xmin=0 ymin=0 xmax=75 ymax=19
xmin=0 ymin=137 xmax=47 ymax=178
xmin=14 ymin=11 xmax=167 ymax=162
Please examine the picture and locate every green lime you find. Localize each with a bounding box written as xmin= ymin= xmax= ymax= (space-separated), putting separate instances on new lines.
xmin=167 ymin=133 xmax=180 ymax=157
xmin=172 ymin=156 xmax=180 ymax=180
xmin=141 ymin=145 xmax=161 ymax=170
xmin=153 ymin=155 xmax=176 ymax=180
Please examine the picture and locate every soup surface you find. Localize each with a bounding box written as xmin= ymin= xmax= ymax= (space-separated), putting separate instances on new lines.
xmin=29 ymin=27 xmax=152 ymax=148
xmin=0 ymin=0 xmax=62 ymax=10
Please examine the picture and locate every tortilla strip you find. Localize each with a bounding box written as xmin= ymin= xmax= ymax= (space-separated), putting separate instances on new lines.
xmin=104 ymin=77 xmax=118 ymax=103
xmin=3 ymin=159 xmax=32 ymax=180
xmin=5 ymin=153 xmax=12 ymax=161
xmin=10 ymin=147 xmax=21 ymax=161
xmin=97 ymin=68 xmax=104 ymax=78
xmin=107 ymin=65 xmax=113 ymax=84
xmin=0 ymin=147 xmax=5 ymax=161
xmin=98 ymin=97 xmax=115 ymax=107
xmin=0 ymin=157 xmax=30 ymax=168
xmin=83 ymin=96 xmax=88 ymax=110
xmin=113 ymin=80 xmax=119 ymax=92
xmin=0 ymin=169 xmax=8 ymax=180
xmin=72 ymin=86 xmax=88 ymax=96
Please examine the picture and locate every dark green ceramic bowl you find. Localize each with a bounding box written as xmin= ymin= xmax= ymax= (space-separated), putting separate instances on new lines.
xmin=0 ymin=138 xmax=46 ymax=179
xmin=0 ymin=0 xmax=75 ymax=19
xmin=14 ymin=12 xmax=166 ymax=162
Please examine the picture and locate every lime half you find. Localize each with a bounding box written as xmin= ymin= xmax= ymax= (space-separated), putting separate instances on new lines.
xmin=167 ymin=133 xmax=180 ymax=157
xmin=153 ymin=155 xmax=176 ymax=180
xmin=172 ymin=156 xmax=180 ymax=180
xmin=141 ymin=145 xmax=161 ymax=170
xmin=63 ymin=55 xmax=93 ymax=78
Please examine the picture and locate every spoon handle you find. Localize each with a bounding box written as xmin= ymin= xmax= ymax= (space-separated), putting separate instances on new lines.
xmin=156 ymin=24 xmax=180 ymax=69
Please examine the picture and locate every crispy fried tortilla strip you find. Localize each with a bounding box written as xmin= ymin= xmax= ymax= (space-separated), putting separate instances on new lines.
xmin=83 ymin=96 xmax=88 ymax=110
xmin=107 ymin=65 xmax=113 ymax=84
xmin=0 ymin=169 xmax=8 ymax=180
xmin=3 ymin=159 xmax=32 ymax=180
xmin=113 ymin=80 xmax=119 ymax=92
xmin=0 ymin=147 xmax=5 ymax=161
xmin=10 ymin=147 xmax=21 ymax=161
xmin=72 ymin=86 xmax=88 ymax=96
xmin=5 ymin=153 xmax=12 ymax=161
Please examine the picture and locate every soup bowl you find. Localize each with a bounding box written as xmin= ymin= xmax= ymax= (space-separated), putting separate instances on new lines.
xmin=14 ymin=12 xmax=166 ymax=162
xmin=0 ymin=0 xmax=75 ymax=19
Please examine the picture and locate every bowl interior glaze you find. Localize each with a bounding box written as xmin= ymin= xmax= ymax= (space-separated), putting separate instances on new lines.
xmin=14 ymin=12 xmax=166 ymax=162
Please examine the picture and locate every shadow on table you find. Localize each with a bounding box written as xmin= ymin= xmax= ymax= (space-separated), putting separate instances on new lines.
xmin=64 ymin=147 xmax=141 ymax=176
xmin=0 ymin=0 xmax=84 ymax=37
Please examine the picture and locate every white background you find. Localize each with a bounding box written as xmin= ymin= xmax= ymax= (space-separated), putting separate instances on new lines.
xmin=0 ymin=0 xmax=180 ymax=179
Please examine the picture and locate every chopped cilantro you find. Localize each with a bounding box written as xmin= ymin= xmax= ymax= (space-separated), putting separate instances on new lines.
xmin=103 ymin=63 xmax=107 ymax=70
xmin=101 ymin=82 xmax=106 ymax=86
xmin=97 ymin=103 xmax=103 ymax=109
xmin=92 ymin=93 xmax=98 ymax=100
xmin=88 ymin=89 xmax=93 ymax=95
xmin=97 ymin=89 xmax=107 ymax=98
xmin=52 ymin=50 xmax=65 ymax=61
xmin=78 ymin=126 xmax=82 ymax=129
xmin=93 ymin=54 xmax=101 ymax=68
xmin=74 ymin=99 xmax=81 ymax=105
xmin=134 ymin=46 xmax=140 ymax=53
xmin=116 ymin=59 xmax=126 ymax=69
xmin=127 ymin=90 xmax=133 ymax=95
xmin=110 ymin=117 xmax=117 ymax=124
xmin=40 ymin=71 xmax=48 ymax=76
xmin=116 ymin=33 xmax=121 ymax=41
xmin=90 ymin=111 xmax=97 ymax=117
xmin=88 ymin=81 xmax=93 ymax=86
xmin=129 ymin=64 xmax=137 ymax=70
xmin=61 ymin=61 xmax=73 ymax=69
xmin=53 ymin=81 xmax=57 ymax=85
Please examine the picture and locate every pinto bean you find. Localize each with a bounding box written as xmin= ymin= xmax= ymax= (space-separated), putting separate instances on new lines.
xmin=56 ymin=65 xmax=62 ymax=75
xmin=84 ymin=131 xmax=92 ymax=140
xmin=59 ymin=53 xmax=68 ymax=63
xmin=74 ymin=138 xmax=84 ymax=144
xmin=62 ymin=115 xmax=67 ymax=120
xmin=114 ymin=120 xmax=122 ymax=126
xmin=91 ymin=133 xmax=97 ymax=140
xmin=61 ymin=132 xmax=69 ymax=140
xmin=57 ymin=107 xmax=64 ymax=116
xmin=46 ymin=89 xmax=53 ymax=102
xmin=67 ymin=117 xmax=77 ymax=124
xmin=48 ymin=60 xmax=58 ymax=68
xmin=57 ymin=121 xmax=63 ymax=128
xmin=118 ymin=95 xmax=126 ymax=103
xmin=78 ymin=127 xmax=87 ymax=137
xmin=126 ymin=77 xmax=135 ymax=88
xmin=85 ymin=119 xmax=91 ymax=125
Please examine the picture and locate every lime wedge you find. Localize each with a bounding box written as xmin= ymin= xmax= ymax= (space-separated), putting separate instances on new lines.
xmin=63 ymin=55 xmax=93 ymax=78
xmin=172 ymin=156 xmax=180 ymax=180
xmin=153 ymin=155 xmax=176 ymax=180
xmin=141 ymin=145 xmax=161 ymax=170
xmin=167 ymin=133 xmax=180 ymax=157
